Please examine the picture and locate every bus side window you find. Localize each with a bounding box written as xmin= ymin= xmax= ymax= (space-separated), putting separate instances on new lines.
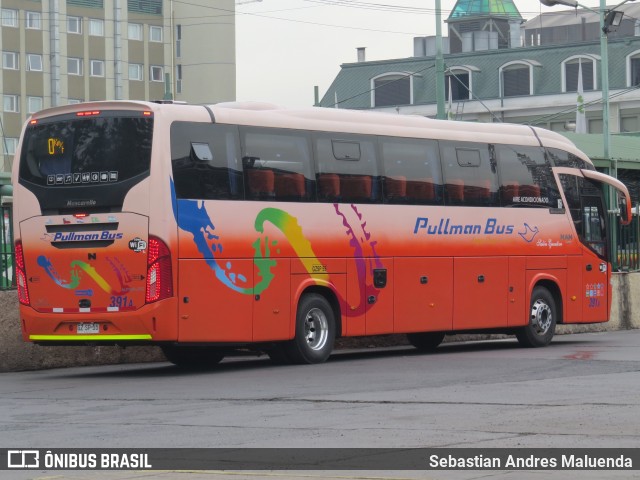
xmin=241 ymin=128 xmax=313 ymax=202
xmin=314 ymin=135 xmax=380 ymax=204
xmin=380 ymin=137 xmax=443 ymax=205
xmin=170 ymin=122 xmax=243 ymax=200
xmin=559 ymin=175 xmax=607 ymax=258
xmin=496 ymin=144 xmax=558 ymax=208
xmin=547 ymin=148 xmax=594 ymax=170
xmin=440 ymin=142 xmax=499 ymax=207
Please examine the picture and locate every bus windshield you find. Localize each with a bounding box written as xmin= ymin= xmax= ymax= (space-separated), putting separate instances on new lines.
xmin=19 ymin=111 xmax=153 ymax=209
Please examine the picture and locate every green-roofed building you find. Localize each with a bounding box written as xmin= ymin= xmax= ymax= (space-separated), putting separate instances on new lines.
xmin=318 ymin=2 xmax=640 ymax=201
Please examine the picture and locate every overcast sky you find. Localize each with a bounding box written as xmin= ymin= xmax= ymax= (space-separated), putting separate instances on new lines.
xmin=234 ymin=0 xmax=577 ymax=107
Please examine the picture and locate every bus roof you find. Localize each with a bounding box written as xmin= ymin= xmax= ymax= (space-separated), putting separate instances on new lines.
xmin=26 ymin=100 xmax=593 ymax=166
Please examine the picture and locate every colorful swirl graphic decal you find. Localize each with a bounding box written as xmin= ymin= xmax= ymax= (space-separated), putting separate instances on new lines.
xmin=37 ymin=255 xmax=133 ymax=295
xmin=171 ymin=179 xmax=383 ymax=310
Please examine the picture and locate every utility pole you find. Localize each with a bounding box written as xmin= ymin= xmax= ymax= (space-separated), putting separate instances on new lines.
xmin=435 ymin=0 xmax=446 ymax=119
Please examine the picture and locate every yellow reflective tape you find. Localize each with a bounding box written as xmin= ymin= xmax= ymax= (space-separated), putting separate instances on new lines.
xmin=29 ymin=334 xmax=153 ymax=341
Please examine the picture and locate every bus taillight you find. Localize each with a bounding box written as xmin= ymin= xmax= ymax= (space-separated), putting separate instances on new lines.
xmin=146 ymin=236 xmax=173 ymax=303
xmin=15 ymin=241 xmax=30 ymax=306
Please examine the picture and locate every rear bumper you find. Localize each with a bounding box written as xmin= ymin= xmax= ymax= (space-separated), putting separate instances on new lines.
xmin=19 ymin=297 xmax=178 ymax=343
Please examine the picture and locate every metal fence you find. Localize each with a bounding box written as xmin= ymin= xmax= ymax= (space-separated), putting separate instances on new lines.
xmin=0 ymin=204 xmax=14 ymax=290
xmin=615 ymin=210 xmax=640 ymax=271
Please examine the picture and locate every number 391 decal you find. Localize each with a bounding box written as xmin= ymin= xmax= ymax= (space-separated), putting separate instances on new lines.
xmin=110 ymin=296 xmax=133 ymax=308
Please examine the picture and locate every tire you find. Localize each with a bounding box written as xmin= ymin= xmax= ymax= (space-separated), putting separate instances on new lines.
xmin=516 ymin=286 xmax=557 ymax=348
xmin=161 ymin=345 xmax=224 ymax=368
xmin=285 ymin=293 xmax=335 ymax=364
xmin=407 ymin=331 xmax=445 ymax=351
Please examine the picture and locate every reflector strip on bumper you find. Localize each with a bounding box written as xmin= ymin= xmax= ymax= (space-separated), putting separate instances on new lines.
xmin=29 ymin=334 xmax=152 ymax=341
xmin=38 ymin=306 xmax=135 ymax=313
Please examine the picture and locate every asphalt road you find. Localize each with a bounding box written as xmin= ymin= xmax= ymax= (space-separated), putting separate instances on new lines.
xmin=2 ymin=330 xmax=640 ymax=479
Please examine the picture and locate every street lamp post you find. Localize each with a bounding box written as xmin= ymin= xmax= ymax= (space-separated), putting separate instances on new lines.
xmin=435 ymin=0 xmax=446 ymax=120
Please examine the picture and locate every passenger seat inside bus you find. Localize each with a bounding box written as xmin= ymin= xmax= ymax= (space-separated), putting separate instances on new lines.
xmin=406 ymin=179 xmax=436 ymax=203
xmin=502 ymin=182 xmax=519 ymax=205
xmin=446 ymin=179 xmax=465 ymax=205
xmin=317 ymin=173 xmax=340 ymax=201
xmin=519 ymin=184 xmax=541 ymax=199
xmin=464 ymin=180 xmax=492 ymax=205
xmin=340 ymin=175 xmax=373 ymax=203
xmin=384 ymin=176 xmax=407 ymax=201
xmin=274 ymin=172 xmax=306 ymax=200
xmin=247 ymin=169 xmax=275 ymax=199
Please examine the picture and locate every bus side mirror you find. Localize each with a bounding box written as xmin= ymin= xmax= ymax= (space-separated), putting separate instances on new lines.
xmin=619 ymin=193 xmax=631 ymax=225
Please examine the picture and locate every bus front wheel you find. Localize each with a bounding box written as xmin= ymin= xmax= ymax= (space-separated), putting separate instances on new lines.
xmin=285 ymin=293 xmax=335 ymax=364
xmin=516 ymin=286 xmax=557 ymax=348
xmin=161 ymin=345 xmax=224 ymax=368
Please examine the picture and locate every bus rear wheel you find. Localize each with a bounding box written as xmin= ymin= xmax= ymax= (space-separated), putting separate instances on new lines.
xmin=161 ymin=345 xmax=224 ymax=368
xmin=285 ymin=293 xmax=335 ymax=364
xmin=407 ymin=331 xmax=445 ymax=351
xmin=516 ymin=286 xmax=556 ymax=348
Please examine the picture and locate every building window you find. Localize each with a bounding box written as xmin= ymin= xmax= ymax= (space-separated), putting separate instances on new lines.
xmin=68 ymin=99 xmax=82 ymax=105
xmin=90 ymin=60 xmax=105 ymax=77
xmin=621 ymin=116 xmax=639 ymax=133
xmin=176 ymin=24 xmax=182 ymax=57
xmin=129 ymin=63 xmax=143 ymax=81
xmin=2 ymin=52 xmax=19 ymax=70
xmin=26 ymin=11 xmax=42 ymax=30
xmin=149 ymin=25 xmax=163 ymax=42
xmin=176 ymin=64 xmax=182 ymax=93
xmin=27 ymin=96 xmax=43 ymax=114
xmin=128 ymin=23 xmax=143 ymax=41
xmin=68 ymin=16 xmax=82 ymax=34
xmin=501 ymin=62 xmax=532 ymax=97
xmin=445 ymin=69 xmax=472 ymax=101
xmin=371 ymin=72 xmax=414 ymax=107
xmin=27 ymin=54 xmax=43 ymax=72
xmin=563 ymin=56 xmax=596 ymax=92
xmin=626 ymin=50 xmax=640 ymax=86
xmin=89 ymin=18 xmax=104 ymax=36
xmin=3 ymin=138 xmax=18 ymax=155
xmin=68 ymin=57 xmax=83 ymax=76
xmin=1 ymin=9 xmax=18 ymax=27
xmin=3 ymin=95 xmax=19 ymax=113
xmin=150 ymin=65 xmax=164 ymax=82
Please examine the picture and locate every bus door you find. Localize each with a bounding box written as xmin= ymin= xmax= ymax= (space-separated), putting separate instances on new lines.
xmin=555 ymin=168 xmax=632 ymax=323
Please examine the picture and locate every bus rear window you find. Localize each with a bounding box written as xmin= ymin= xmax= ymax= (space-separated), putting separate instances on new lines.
xmin=19 ymin=112 xmax=153 ymax=188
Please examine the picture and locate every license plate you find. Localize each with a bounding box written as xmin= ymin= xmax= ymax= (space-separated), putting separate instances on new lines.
xmin=77 ymin=323 xmax=100 ymax=334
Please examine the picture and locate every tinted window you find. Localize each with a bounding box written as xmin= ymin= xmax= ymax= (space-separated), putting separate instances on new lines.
xmin=547 ymin=147 xmax=594 ymax=170
xmin=440 ymin=141 xmax=498 ymax=206
xmin=565 ymin=60 xmax=594 ymax=92
xmin=374 ymin=75 xmax=411 ymax=107
xmin=380 ymin=137 xmax=442 ymax=205
xmin=496 ymin=145 xmax=559 ymax=208
xmin=446 ymin=73 xmax=469 ymax=101
xmin=559 ymin=174 xmax=607 ymax=259
xmin=241 ymin=128 xmax=313 ymax=202
xmin=503 ymin=66 xmax=530 ymax=97
xmin=20 ymin=112 xmax=152 ymax=187
xmin=171 ymin=122 xmax=243 ymax=200
xmin=314 ymin=134 xmax=380 ymax=203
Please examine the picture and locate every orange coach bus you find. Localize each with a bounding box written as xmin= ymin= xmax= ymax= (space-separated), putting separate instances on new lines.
xmin=12 ymin=101 xmax=631 ymax=366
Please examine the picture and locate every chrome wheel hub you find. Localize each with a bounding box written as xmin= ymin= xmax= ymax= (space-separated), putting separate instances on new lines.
xmin=531 ymin=299 xmax=552 ymax=335
xmin=304 ymin=307 xmax=329 ymax=351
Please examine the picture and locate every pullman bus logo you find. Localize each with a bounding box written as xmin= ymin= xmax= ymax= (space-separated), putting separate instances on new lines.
xmin=8 ymin=450 xmax=40 ymax=468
